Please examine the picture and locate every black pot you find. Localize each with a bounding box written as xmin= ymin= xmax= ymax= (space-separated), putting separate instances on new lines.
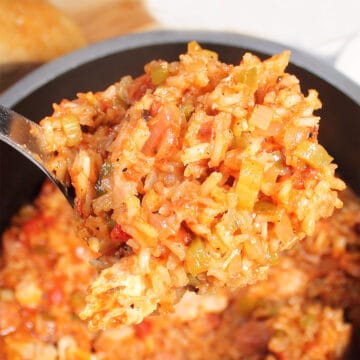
xmin=0 ymin=30 xmax=359 ymax=357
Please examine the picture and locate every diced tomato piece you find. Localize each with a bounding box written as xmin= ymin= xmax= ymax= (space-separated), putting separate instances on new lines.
xmin=49 ymin=287 xmax=63 ymax=305
xmin=292 ymin=167 xmax=318 ymax=190
xmin=206 ymin=313 xmax=222 ymax=329
xmin=134 ymin=319 xmax=152 ymax=339
xmin=22 ymin=216 xmax=41 ymax=238
xmin=110 ymin=224 xmax=131 ymax=243
xmin=21 ymin=214 xmax=53 ymax=246
xmin=142 ymin=103 xmax=181 ymax=157
xmin=198 ymin=120 xmax=214 ymax=142
xmin=262 ymin=139 xmax=278 ymax=152
xmin=128 ymin=74 xmax=154 ymax=104
xmin=101 ymin=98 xmax=113 ymax=112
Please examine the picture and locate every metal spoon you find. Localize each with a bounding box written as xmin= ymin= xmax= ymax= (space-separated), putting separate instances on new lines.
xmin=0 ymin=104 xmax=75 ymax=206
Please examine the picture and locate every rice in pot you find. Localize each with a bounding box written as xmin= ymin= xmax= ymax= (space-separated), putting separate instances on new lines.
xmin=0 ymin=182 xmax=359 ymax=359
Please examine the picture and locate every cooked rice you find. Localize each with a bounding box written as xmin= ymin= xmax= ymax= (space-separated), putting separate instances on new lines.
xmin=1 ymin=182 xmax=359 ymax=359
xmin=39 ymin=42 xmax=345 ymax=329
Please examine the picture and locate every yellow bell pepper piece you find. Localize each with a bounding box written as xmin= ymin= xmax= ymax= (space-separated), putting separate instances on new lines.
xmin=236 ymin=158 xmax=263 ymax=210
xmin=294 ymin=140 xmax=333 ymax=169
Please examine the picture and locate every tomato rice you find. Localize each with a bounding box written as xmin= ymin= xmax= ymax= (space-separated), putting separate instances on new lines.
xmin=0 ymin=182 xmax=359 ymax=359
xmin=38 ymin=42 xmax=345 ymax=329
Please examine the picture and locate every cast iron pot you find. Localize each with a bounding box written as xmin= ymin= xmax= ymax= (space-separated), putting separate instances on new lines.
xmin=0 ymin=31 xmax=359 ymax=357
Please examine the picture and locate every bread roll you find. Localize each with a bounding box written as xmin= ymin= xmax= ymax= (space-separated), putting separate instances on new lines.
xmin=0 ymin=0 xmax=86 ymax=64
xmin=0 ymin=0 xmax=86 ymax=91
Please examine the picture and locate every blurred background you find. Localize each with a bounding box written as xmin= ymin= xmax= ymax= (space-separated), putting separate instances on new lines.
xmin=1 ymin=0 xmax=359 ymax=92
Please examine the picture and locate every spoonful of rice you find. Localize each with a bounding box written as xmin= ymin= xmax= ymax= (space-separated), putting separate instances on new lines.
xmin=0 ymin=42 xmax=346 ymax=330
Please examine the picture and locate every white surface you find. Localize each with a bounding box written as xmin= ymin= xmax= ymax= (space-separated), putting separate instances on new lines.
xmin=145 ymin=0 xmax=360 ymax=85
xmin=336 ymin=34 xmax=360 ymax=85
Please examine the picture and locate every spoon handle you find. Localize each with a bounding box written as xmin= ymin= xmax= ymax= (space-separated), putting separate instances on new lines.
xmin=0 ymin=104 xmax=46 ymax=160
xmin=0 ymin=104 xmax=74 ymax=206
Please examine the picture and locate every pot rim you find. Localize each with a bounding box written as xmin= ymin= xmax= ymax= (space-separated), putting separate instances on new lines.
xmin=1 ymin=30 xmax=359 ymax=108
